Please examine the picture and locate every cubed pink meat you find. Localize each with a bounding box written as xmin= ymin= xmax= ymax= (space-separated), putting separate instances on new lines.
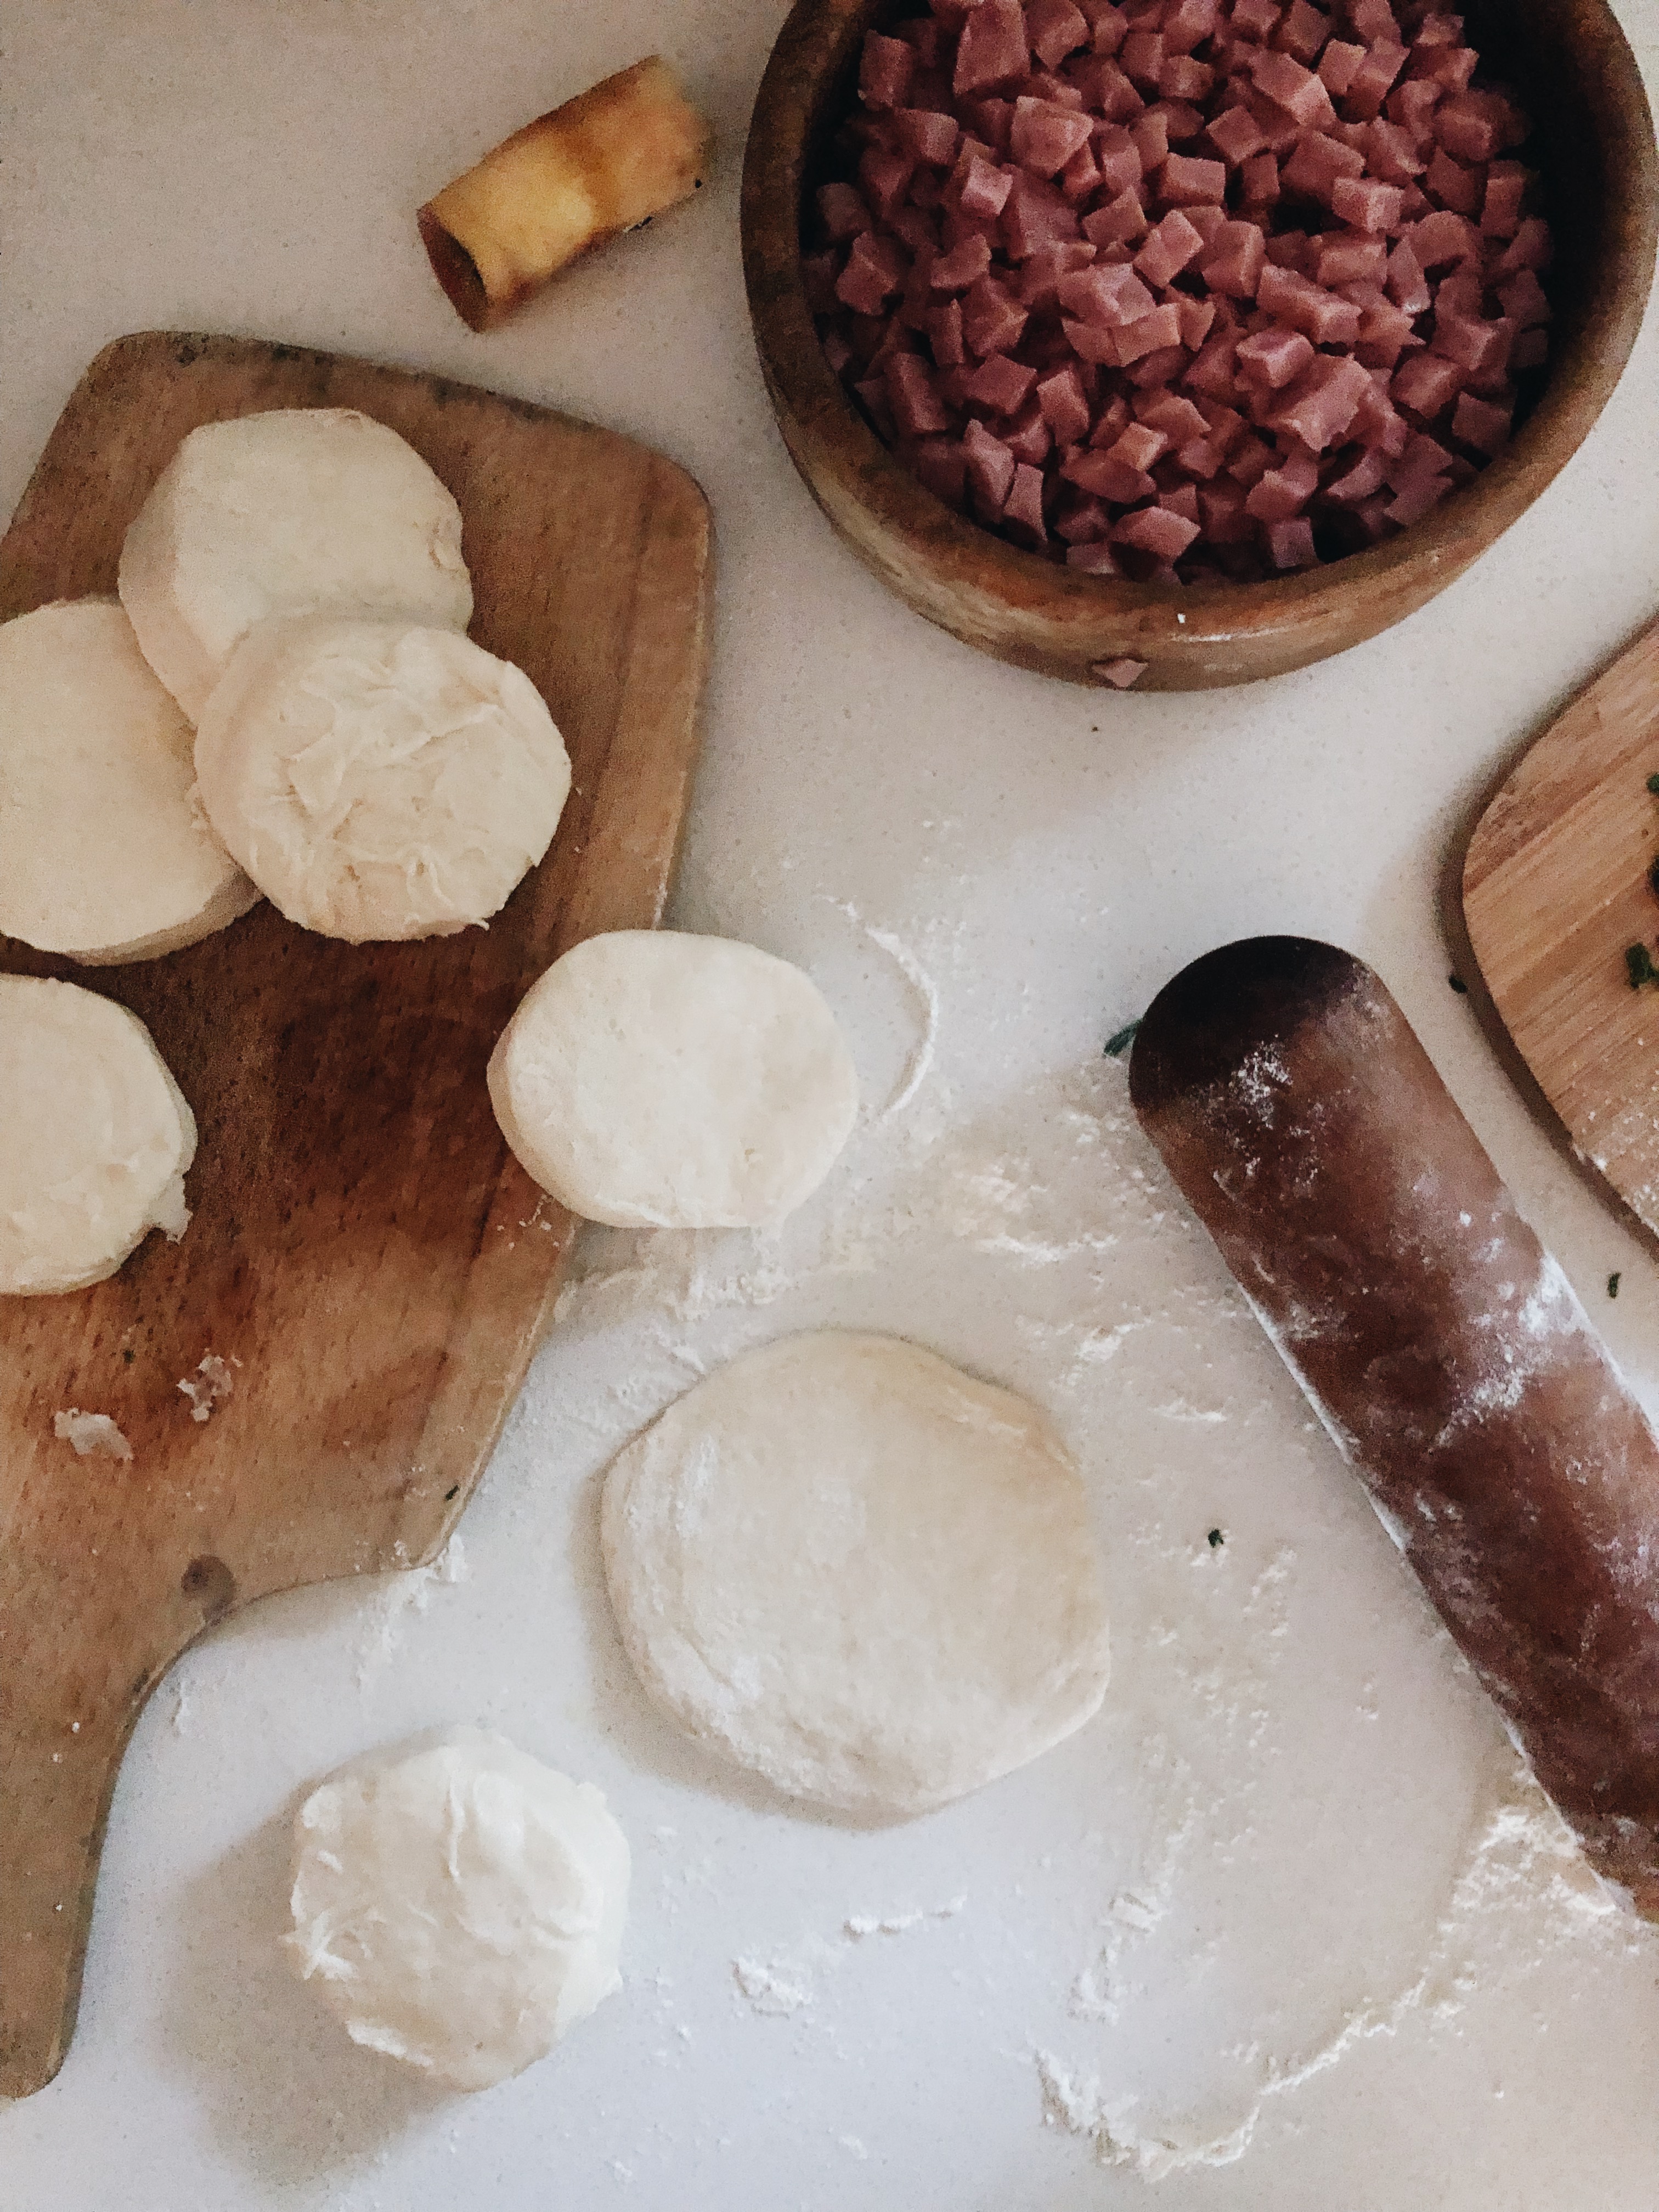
xmin=1028 ymin=0 xmax=1091 ymax=68
xmin=1177 ymin=435 xmax=1223 ymax=478
xmin=962 ymin=416 xmax=1018 ymax=509
xmin=1385 ymin=236 xmax=1430 ymax=312
xmin=1435 ymin=92 xmax=1497 ymax=162
xmin=1116 ymin=504 xmax=1201 ymax=557
xmin=1059 ymin=258 xmax=1156 ymax=323
xmin=1319 ymin=39 xmax=1364 ymax=94
xmin=1282 ymin=129 xmax=1365 ymax=200
xmin=1039 ymin=364 xmax=1094 ymax=442
xmin=1165 ymin=53 xmax=1218 ymax=101
xmin=1197 ymin=219 xmax=1267 ymax=298
xmin=1392 ymin=349 xmax=1463 ymax=416
xmin=1316 ymin=231 xmax=1386 ymax=285
xmin=1344 ymin=38 xmax=1408 ymax=118
xmin=1094 ymin=123 xmax=1143 ymax=195
xmin=1110 ymin=421 xmax=1171 ymax=471
xmin=1064 ymin=444 xmax=1155 ymax=500
xmin=853 ymin=374 xmax=895 ymax=436
xmin=1012 ymin=95 xmax=1096 ymax=173
xmin=1246 ymin=448 xmax=1318 ymax=520
xmin=1140 ymin=390 xmax=1208 ymax=442
xmin=885 ymin=352 xmax=949 ymax=436
xmin=1241 ymin=150 xmax=1280 ymax=202
xmin=1425 ymin=148 xmax=1481 ymax=216
xmin=1481 ymin=162 xmax=1527 ymax=239
xmin=1493 ymin=216 xmax=1550 ymax=276
xmin=961 ymin=281 xmax=1026 ymax=364
xmin=1111 ymin=303 xmax=1185 ymax=362
xmin=1121 ymin=26 xmax=1165 ymax=86
xmin=822 ymin=328 xmax=855 ymax=377
xmin=1163 ymin=481 xmax=1203 ymax=526
xmin=964 ymin=97 xmax=1014 ymax=153
xmin=818 ymin=181 xmax=873 ymax=242
xmin=958 ymin=154 xmax=1014 ymax=218
xmin=1085 ymin=188 xmax=1149 ymax=245
xmin=1237 ymin=325 xmax=1316 ymax=388
xmin=1056 ymin=490 xmax=1111 ymax=540
xmin=1208 ymin=103 xmax=1268 ymax=162
xmin=1266 ymin=516 xmax=1318 ymax=566
xmin=1270 ymin=352 xmax=1373 ymax=449
xmin=1173 ymin=293 xmax=1217 ymax=347
xmin=1160 ymin=151 xmax=1228 ymax=203
xmin=1233 ymin=0 xmax=1283 ymax=42
xmin=836 ymin=231 xmax=910 ymax=314
xmin=929 ymin=297 xmax=967 ymax=365
xmin=857 ymin=146 xmax=915 ymax=223
xmin=1132 ymin=108 xmax=1171 ymax=171
xmin=1350 ymin=0 xmax=1398 ymax=39
xmin=1355 ymin=297 xmax=1419 ymax=370
xmin=1330 ymin=175 xmax=1403 ymax=230
xmin=1363 ymin=118 xmax=1424 ymax=183
xmin=1385 ymin=472 xmax=1451 ymax=527
xmin=1164 ymin=0 xmax=1221 ymax=53
xmin=1451 ymin=390 xmax=1514 ymax=454
xmin=1004 ymin=170 xmax=1082 ymax=254
xmin=894 ymin=106 xmax=962 ymax=165
xmin=1184 ymin=329 xmax=1240 ymax=398
xmin=1003 ymin=460 xmax=1050 ymax=536
xmin=1135 ymin=207 xmax=1205 ymax=284
xmin=910 ymin=437 xmax=966 ymax=506
xmin=1204 ymin=479 xmax=1257 ymax=544
xmin=1067 ymin=543 xmax=1126 ymax=574
xmin=955 ymin=0 xmax=1031 ymax=94
xmin=1411 ymin=207 xmax=1479 ymax=269
xmin=932 ymin=232 xmax=994 ymax=290
xmin=1076 ymin=56 xmax=1146 ymax=121
xmin=861 ymin=32 xmax=916 ymax=111
xmin=1323 ymin=447 xmax=1389 ymax=501
xmin=1249 ymin=48 xmax=1335 ymax=126
xmin=1277 ymin=0 xmax=1331 ymax=63
xmin=1257 ymin=262 xmax=1361 ymax=343
xmin=1432 ymin=311 xmax=1514 ymax=380
xmin=1513 ymin=326 xmax=1548 ymax=371
xmin=1060 ymin=140 xmax=1103 ymax=199
xmin=1497 ymin=268 xmax=1549 ymax=329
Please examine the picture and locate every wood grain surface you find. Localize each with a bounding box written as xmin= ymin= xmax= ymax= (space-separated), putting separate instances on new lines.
xmin=1462 ymin=615 xmax=1659 ymax=1244
xmin=741 ymin=0 xmax=1657 ymax=689
xmin=0 ymin=331 xmax=711 ymax=2097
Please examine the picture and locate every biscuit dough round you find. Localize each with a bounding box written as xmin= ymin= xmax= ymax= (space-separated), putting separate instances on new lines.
xmin=0 ymin=600 xmax=257 ymax=963
xmin=286 ymin=1730 xmax=630 ymax=2092
xmin=195 ymin=617 xmax=571 ymax=941
xmin=1 ymin=974 xmax=196 ymax=1295
xmin=601 ymin=1332 xmax=1111 ymax=1816
xmin=119 ymin=408 xmax=472 ymax=720
xmin=488 ymin=932 xmax=859 ymax=1227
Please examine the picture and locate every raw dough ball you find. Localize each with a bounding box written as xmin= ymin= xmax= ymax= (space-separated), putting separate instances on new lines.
xmin=194 ymin=617 xmax=571 ymax=942
xmin=601 ymin=1331 xmax=1111 ymax=1815
xmin=1 ymin=974 xmax=196 ymax=1295
xmin=286 ymin=1730 xmax=630 ymax=2092
xmin=488 ymin=932 xmax=859 ymax=1227
xmin=118 ymin=408 xmax=473 ymax=720
xmin=0 ymin=600 xmax=258 ymax=963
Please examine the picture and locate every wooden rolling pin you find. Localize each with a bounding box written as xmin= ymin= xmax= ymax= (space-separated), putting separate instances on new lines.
xmin=1131 ymin=936 xmax=1659 ymax=1912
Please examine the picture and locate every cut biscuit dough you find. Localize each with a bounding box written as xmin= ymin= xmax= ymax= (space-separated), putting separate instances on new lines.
xmin=194 ymin=617 xmax=570 ymax=941
xmin=0 ymin=600 xmax=257 ymax=963
xmin=601 ymin=1331 xmax=1111 ymax=1816
xmin=287 ymin=1730 xmax=630 ymax=2091
xmin=119 ymin=408 xmax=472 ymax=720
xmin=488 ymin=931 xmax=859 ymax=1227
xmin=1 ymin=974 xmax=196 ymax=1295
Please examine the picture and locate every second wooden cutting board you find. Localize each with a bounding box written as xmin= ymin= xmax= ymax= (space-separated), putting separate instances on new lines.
xmin=1458 ymin=614 xmax=1659 ymax=1243
xmin=0 ymin=331 xmax=710 ymax=2098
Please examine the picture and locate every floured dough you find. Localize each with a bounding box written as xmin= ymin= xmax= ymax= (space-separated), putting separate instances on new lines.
xmin=194 ymin=617 xmax=571 ymax=941
xmin=118 ymin=408 xmax=472 ymax=719
xmin=488 ymin=931 xmax=859 ymax=1227
xmin=286 ymin=1729 xmax=630 ymax=2092
xmin=601 ymin=1331 xmax=1111 ymax=1816
xmin=0 ymin=600 xmax=258 ymax=963
xmin=1 ymin=974 xmax=196 ymax=1295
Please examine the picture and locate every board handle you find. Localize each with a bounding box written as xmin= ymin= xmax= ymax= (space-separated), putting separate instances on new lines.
xmin=1 ymin=1555 xmax=234 ymax=2097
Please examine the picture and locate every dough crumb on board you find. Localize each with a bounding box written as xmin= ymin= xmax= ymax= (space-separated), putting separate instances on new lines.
xmin=53 ymin=1409 xmax=133 ymax=1460
xmin=731 ymin=1957 xmax=814 ymax=2015
xmin=177 ymin=1350 xmax=237 ymax=1422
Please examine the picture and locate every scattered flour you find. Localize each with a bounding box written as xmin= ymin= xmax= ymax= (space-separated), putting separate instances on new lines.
xmin=732 ymin=1957 xmax=814 ymax=2015
xmin=54 ymin=1408 xmax=132 ymax=1460
xmin=178 ymin=1351 xmax=238 ymax=1422
xmin=353 ymin=1534 xmax=469 ymax=1685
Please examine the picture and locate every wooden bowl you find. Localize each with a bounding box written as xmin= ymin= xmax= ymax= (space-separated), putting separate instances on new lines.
xmin=741 ymin=0 xmax=1658 ymax=691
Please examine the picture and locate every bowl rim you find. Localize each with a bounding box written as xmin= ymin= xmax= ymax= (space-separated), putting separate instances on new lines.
xmin=741 ymin=0 xmax=1659 ymax=665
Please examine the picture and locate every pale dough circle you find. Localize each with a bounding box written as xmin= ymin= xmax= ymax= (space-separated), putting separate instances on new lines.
xmin=0 ymin=974 xmax=196 ymax=1295
xmin=0 ymin=600 xmax=258 ymax=964
xmin=194 ymin=617 xmax=571 ymax=942
xmin=286 ymin=1730 xmax=630 ymax=2092
xmin=488 ymin=932 xmax=859 ymax=1228
xmin=601 ymin=1331 xmax=1111 ymax=1816
xmin=118 ymin=407 xmax=473 ymax=720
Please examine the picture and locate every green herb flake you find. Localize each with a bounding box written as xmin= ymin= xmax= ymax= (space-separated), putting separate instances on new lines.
xmin=122 ymin=1348 xmax=135 ymax=1364
xmin=1627 ymin=944 xmax=1659 ymax=991
xmin=1609 ymin=1272 xmax=1622 ymax=1299
xmin=443 ymin=1484 xmax=459 ymax=1501
xmin=1207 ymin=1527 xmax=1224 ymax=1548
xmin=1105 ymin=1019 xmax=1141 ymax=1059
xmin=1448 ymin=973 xmax=1468 ymax=995
xmin=1647 ymin=857 xmax=1659 ymax=903
xmin=1646 ymin=773 xmax=1659 ymax=796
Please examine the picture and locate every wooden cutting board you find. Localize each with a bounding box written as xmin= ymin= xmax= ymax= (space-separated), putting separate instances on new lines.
xmin=1459 ymin=615 xmax=1659 ymax=1242
xmin=0 ymin=331 xmax=710 ymax=2097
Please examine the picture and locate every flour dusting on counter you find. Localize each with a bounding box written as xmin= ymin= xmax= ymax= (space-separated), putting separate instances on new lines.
xmin=54 ymin=1408 xmax=133 ymax=1460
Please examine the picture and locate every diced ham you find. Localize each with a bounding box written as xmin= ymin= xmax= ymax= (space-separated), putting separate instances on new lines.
xmin=1083 ymin=188 xmax=1150 ymax=244
xmin=958 ymin=154 xmax=1014 ymax=218
xmin=819 ymin=182 xmax=873 ymax=242
xmin=911 ymin=436 xmax=967 ymax=506
xmin=1481 ymin=162 xmax=1528 ymax=240
xmin=1064 ymin=443 xmax=1155 ymax=499
xmin=1246 ymin=442 xmax=1320 ymax=518
xmin=932 ymin=232 xmax=994 ymax=291
xmin=1003 ymin=459 xmax=1049 ymax=536
xmin=1323 ymin=446 xmax=1389 ymax=501
xmin=1135 ymin=207 xmax=1205 ymax=284
xmin=1392 ymin=349 xmax=1463 ymax=416
xmin=929 ymin=297 xmax=967 ymax=364
xmin=861 ymin=32 xmax=917 ymax=111
xmin=1452 ymin=390 xmax=1513 ymax=454
xmin=1003 ymin=170 xmax=1081 ymax=255
xmin=1207 ymin=103 xmax=1268 ymax=162
xmin=1330 ymin=176 xmax=1403 ymax=232
xmin=1257 ymin=262 xmax=1361 ymax=344
xmin=962 ymin=416 xmax=1018 ymax=509
xmin=836 ymin=230 xmax=910 ymax=314
xmin=1385 ymin=236 xmax=1430 ymax=312
xmin=1412 ymin=208 xmax=1480 ymax=270
xmin=954 ymin=0 xmax=1030 ymax=94
xmin=1132 ymin=108 xmax=1172 ymax=171
xmin=1498 ymin=268 xmax=1550 ymax=329
xmin=1249 ymin=47 xmax=1334 ymax=126
xmin=1237 ymin=326 xmax=1315 ymax=388
xmin=1059 ymin=140 xmax=1103 ymax=199
xmin=1385 ymin=472 xmax=1451 ymax=527
xmin=964 ymin=352 xmax=1037 ymax=412
xmin=1492 ymin=216 xmax=1551 ymax=278
xmin=1067 ymin=543 xmax=1126 ymax=574
xmin=1011 ymin=95 xmax=1096 ymax=172
xmin=1319 ymin=39 xmax=1364 ymax=94
xmin=1276 ymin=0 xmax=1331 ymax=64
xmin=894 ymin=106 xmax=962 ymax=165
xmin=1269 ymin=352 xmax=1373 ymax=449
xmin=1111 ymin=303 xmax=1186 ymax=362
xmin=1425 ymin=147 xmax=1481 ymax=216
xmin=1059 ymin=259 xmax=1157 ymax=323
xmin=1343 ymin=40 xmax=1407 ymax=119
xmin=1431 ymin=311 xmax=1514 ymax=381
xmin=1172 ymin=293 xmax=1217 ymax=348
xmin=1281 ymin=129 xmax=1364 ymax=200
xmin=1316 ymin=231 xmax=1386 ymax=286
xmin=1160 ymin=151 xmax=1229 ymax=202
xmin=1039 ymin=364 xmax=1094 ymax=442
xmin=1056 ymin=490 xmax=1111 ymax=540
xmin=962 ymin=272 xmax=1029 ymax=354
xmin=1116 ymin=503 xmax=1201 ymax=556
xmin=1165 ymin=0 xmax=1223 ymax=53
xmin=1028 ymin=0 xmax=1092 ymax=68
xmin=1121 ymin=27 xmax=1166 ymax=87
xmin=1266 ymin=516 xmax=1318 ymax=566
xmin=1232 ymin=0 xmax=1282 ymax=41
xmin=886 ymin=351 xmax=949 ymax=435
xmin=1364 ymin=118 xmax=1424 ymax=183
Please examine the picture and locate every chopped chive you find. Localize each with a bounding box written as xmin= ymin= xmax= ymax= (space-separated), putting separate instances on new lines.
xmin=1105 ymin=1019 xmax=1141 ymax=1058
xmin=1448 ymin=973 xmax=1468 ymax=995
xmin=1609 ymin=1273 xmax=1622 ymax=1298
xmin=1207 ymin=1527 xmax=1224 ymax=1548
xmin=443 ymin=1484 xmax=459 ymax=1500
xmin=1646 ymin=773 xmax=1659 ymax=795
xmin=1627 ymin=944 xmax=1659 ymax=990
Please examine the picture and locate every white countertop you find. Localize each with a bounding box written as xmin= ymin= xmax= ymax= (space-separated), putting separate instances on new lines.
xmin=7 ymin=3 xmax=1659 ymax=2204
